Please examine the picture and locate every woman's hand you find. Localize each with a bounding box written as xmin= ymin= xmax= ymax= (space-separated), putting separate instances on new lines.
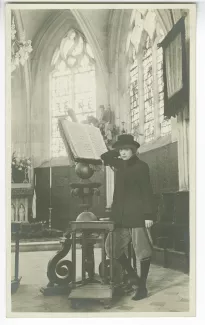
xmin=145 ymin=220 xmax=153 ymax=228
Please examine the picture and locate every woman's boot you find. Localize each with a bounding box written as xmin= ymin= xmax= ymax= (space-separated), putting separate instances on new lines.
xmin=132 ymin=258 xmax=151 ymax=300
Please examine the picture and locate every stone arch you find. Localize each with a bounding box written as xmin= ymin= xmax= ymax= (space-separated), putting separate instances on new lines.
xmin=30 ymin=9 xmax=109 ymax=166
xmin=31 ymin=10 xmax=108 ymax=95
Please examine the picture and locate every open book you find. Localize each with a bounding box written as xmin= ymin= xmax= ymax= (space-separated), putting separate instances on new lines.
xmin=58 ymin=117 xmax=108 ymax=164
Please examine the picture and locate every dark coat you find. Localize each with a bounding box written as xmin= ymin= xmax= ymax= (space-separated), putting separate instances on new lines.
xmin=101 ymin=150 xmax=154 ymax=228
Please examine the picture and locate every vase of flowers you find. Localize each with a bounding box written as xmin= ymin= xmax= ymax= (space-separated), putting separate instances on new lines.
xmin=82 ymin=105 xmax=120 ymax=150
xmin=11 ymin=152 xmax=32 ymax=183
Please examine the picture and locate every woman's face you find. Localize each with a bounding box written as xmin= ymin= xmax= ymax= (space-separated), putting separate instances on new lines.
xmin=119 ymin=147 xmax=134 ymax=160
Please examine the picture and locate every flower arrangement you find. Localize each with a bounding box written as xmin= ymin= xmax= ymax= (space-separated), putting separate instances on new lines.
xmin=11 ymin=152 xmax=32 ymax=183
xmin=82 ymin=105 xmax=120 ymax=149
xmin=131 ymin=122 xmax=144 ymax=141
xmin=11 ymin=16 xmax=33 ymax=73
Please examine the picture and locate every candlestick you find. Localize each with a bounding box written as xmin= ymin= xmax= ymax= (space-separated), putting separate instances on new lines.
xmin=49 ymin=187 xmax=52 ymax=207
xmin=48 ymin=208 xmax=52 ymax=229
xmin=49 ymin=167 xmax=52 ymax=188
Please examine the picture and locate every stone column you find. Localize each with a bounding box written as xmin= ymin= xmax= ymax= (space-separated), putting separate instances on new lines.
xmin=177 ymin=108 xmax=189 ymax=191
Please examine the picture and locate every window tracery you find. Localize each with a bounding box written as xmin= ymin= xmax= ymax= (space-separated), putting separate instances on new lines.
xmin=50 ymin=29 xmax=96 ymax=157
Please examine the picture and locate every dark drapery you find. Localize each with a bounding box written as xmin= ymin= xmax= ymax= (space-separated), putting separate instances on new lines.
xmin=158 ymin=16 xmax=189 ymax=118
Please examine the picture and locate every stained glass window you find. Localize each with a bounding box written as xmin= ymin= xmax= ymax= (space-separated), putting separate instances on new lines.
xmin=50 ymin=29 xmax=96 ymax=157
xmin=74 ymin=70 xmax=96 ymax=123
xmin=157 ymin=39 xmax=172 ymax=137
xmin=51 ymin=72 xmax=73 ymax=157
xmin=143 ymin=36 xmax=155 ymax=142
xmin=130 ymin=57 xmax=140 ymax=136
xmin=128 ymin=10 xmax=172 ymax=145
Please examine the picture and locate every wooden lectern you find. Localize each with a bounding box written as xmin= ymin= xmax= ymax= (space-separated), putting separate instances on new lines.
xmin=68 ymin=221 xmax=115 ymax=309
xmin=41 ymin=118 xmax=123 ymax=308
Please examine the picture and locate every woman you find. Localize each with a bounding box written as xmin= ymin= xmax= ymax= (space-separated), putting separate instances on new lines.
xmin=101 ymin=134 xmax=154 ymax=300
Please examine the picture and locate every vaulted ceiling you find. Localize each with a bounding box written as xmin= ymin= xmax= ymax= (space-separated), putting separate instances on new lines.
xmin=18 ymin=8 xmax=186 ymax=73
xmin=20 ymin=9 xmax=55 ymax=41
xmin=20 ymin=9 xmax=112 ymax=44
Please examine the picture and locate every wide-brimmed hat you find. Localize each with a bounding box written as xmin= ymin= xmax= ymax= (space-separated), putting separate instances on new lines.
xmin=112 ymin=134 xmax=140 ymax=150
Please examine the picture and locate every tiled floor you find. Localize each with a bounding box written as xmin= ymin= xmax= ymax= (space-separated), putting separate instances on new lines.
xmin=11 ymin=249 xmax=189 ymax=314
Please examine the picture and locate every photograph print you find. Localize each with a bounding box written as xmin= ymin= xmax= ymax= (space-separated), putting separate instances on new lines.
xmin=7 ymin=2 xmax=196 ymax=317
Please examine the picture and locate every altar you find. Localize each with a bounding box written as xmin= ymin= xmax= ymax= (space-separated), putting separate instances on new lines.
xmin=11 ymin=184 xmax=34 ymax=222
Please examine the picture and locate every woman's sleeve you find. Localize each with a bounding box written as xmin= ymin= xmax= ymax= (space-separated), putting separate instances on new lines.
xmin=100 ymin=150 xmax=121 ymax=169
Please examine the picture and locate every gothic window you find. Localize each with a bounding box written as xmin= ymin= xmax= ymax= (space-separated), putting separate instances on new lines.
xmin=157 ymin=37 xmax=172 ymax=136
xmin=130 ymin=53 xmax=140 ymax=135
xmin=143 ymin=36 xmax=155 ymax=142
xmin=50 ymin=29 xmax=96 ymax=157
xmin=128 ymin=10 xmax=171 ymax=144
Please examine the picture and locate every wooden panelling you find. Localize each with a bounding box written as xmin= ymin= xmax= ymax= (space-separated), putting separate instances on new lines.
xmin=35 ymin=166 xmax=106 ymax=230
xmin=139 ymin=142 xmax=179 ymax=194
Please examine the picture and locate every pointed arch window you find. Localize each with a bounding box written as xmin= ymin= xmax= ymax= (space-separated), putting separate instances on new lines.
xmin=50 ymin=29 xmax=96 ymax=158
xmin=127 ymin=10 xmax=171 ymax=144
xmin=130 ymin=52 xmax=140 ymax=135
xmin=143 ymin=36 xmax=155 ymax=142
xmin=157 ymin=35 xmax=172 ymax=136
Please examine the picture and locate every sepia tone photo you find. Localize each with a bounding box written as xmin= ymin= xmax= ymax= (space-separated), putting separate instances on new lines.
xmin=6 ymin=2 xmax=196 ymax=317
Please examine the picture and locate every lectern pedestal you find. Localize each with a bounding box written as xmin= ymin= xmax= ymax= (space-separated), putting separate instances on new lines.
xmin=68 ymin=221 xmax=116 ymax=309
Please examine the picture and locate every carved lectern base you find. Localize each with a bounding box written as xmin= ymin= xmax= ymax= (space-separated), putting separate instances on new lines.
xmin=40 ymin=230 xmax=96 ymax=297
xmin=68 ymin=221 xmax=117 ymax=309
xmin=40 ymin=276 xmax=99 ymax=296
xmin=68 ymin=283 xmax=113 ymax=309
xmin=40 ymin=284 xmax=71 ymax=296
xmin=40 ymin=233 xmax=73 ymax=296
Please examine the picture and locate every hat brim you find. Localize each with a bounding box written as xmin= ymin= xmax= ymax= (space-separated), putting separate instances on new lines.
xmin=112 ymin=141 xmax=140 ymax=150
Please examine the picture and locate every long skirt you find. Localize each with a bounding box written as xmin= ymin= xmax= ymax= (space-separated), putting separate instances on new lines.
xmin=105 ymin=227 xmax=153 ymax=261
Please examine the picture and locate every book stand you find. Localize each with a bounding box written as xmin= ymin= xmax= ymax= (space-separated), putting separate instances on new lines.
xmin=40 ymin=161 xmax=122 ymax=308
xmin=68 ymin=162 xmax=118 ymax=309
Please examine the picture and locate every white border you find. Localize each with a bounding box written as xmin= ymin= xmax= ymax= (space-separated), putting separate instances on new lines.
xmin=1 ymin=0 xmax=203 ymax=323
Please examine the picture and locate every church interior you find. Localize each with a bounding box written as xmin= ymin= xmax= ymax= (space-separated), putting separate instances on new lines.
xmin=10 ymin=7 xmax=190 ymax=305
